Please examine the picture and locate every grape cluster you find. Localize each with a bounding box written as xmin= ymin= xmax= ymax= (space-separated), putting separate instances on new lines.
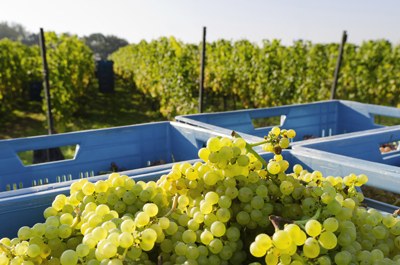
xmin=0 ymin=127 xmax=399 ymax=265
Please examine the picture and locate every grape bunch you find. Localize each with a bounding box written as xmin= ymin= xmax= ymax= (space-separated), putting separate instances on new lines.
xmin=0 ymin=127 xmax=399 ymax=265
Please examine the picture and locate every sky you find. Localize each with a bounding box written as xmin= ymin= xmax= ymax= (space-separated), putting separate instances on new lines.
xmin=1 ymin=0 xmax=399 ymax=45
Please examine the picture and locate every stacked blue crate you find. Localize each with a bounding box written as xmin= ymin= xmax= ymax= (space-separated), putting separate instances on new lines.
xmin=176 ymin=100 xmax=400 ymax=142
xmin=0 ymin=121 xmax=233 ymax=237
xmin=1 ymin=149 xmax=398 ymax=238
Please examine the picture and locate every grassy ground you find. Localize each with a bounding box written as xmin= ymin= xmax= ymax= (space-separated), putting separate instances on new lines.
xmin=0 ymin=86 xmax=165 ymax=165
xmin=0 ymin=86 xmax=164 ymax=140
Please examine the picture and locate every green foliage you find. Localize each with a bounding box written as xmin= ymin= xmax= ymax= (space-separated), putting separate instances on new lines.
xmin=43 ymin=32 xmax=97 ymax=129
xmin=0 ymin=39 xmax=41 ymax=114
xmin=112 ymin=38 xmax=400 ymax=116
xmin=111 ymin=37 xmax=199 ymax=118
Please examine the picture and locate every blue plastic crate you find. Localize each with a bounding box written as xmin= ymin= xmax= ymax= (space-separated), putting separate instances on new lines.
xmin=0 ymin=121 xmax=230 ymax=194
xmin=176 ymin=100 xmax=400 ymax=142
xmin=1 ymin=150 xmax=396 ymax=238
xmin=292 ymin=125 xmax=400 ymax=192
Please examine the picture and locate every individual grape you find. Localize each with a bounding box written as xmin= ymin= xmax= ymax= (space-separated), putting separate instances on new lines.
xmin=236 ymin=211 xmax=250 ymax=226
xmin=279 ymin=138 xmax=290 ymax=149
xmin=135 ymin=212 xmax=150 ymax=227
xmin=267 ymin=161 xmax=281 ymax=175
xmin=200 ymin=230 xmax=214 ymax=245
xmin=305 ymin=219 xmax=322 ymax=237
xmin=334 ymin=250 xmax=352 ymax=265
xmin=287 ymin=129 xmax=296 ymax=139
xmin=207 ymin=137 xmax=221 ymax=152
xmin=60 ymin=250 xmax=78 ymax=265
xmin=280 ymin=180 xmax=294 ymax=195
xmin=141 ymin=228 xmax=157 ymax=244
xmin=303 ymin=237 xmax=320 ymax=258
xmin=255 ymin=233 xmax=272 ymax=251
xmin=250 ymin=242 xmax=267 ymax=257
xmin=76 ymin=243 xmax=90 ymax=258
xmin=208 ymin=239 xmax=223 ymax=254
xmin=143 ymin=203 xmax=158 ymax=217
xmin=26 ymin=244 xmax=41 ymax=258
xmin=272 ymin=230 xmax=292 ymax=250
xmin=182 ymin=230 xmax=197 ymax=244
xmin=318 ymin=231 xmax=337 ymax=250
xmin=210 ymin=221 xmax=226 ymax=237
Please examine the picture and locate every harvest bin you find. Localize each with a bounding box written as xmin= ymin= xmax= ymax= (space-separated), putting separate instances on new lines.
xmin=292 ymin=125 xmax=400 ymax=195
xmin=0 ymin=150 xmax=397 ymax=238
xmin=176 ymin=100 xmax=400 ymax=142
xmin=0 ymin=121 xmax=230 ymax=195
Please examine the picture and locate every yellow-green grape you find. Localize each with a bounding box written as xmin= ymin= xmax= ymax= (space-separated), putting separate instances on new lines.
xmin=305 ymin=220 xmax=322 ymax=237
xmin=303 ymin=237 xmax=320 ymax=258
xmin=279 ymin=137 xmax=290 ymax=149
xmin=60 ymin=250 xmax=78 ymax=265
xmin=233 ymin=137 xmax=246 ymax=149
xmin=318 ymin=231 xmax=337 ymax=249
xmin=263 ymin=142 xmax=274 ymax=152
xmin=271 ymin=126 xmax=280 ymax=137
xmin=250 ymin=242 xmax=267 ymax=257
xmin=355 ymin=174 xmax=368 ymax=186
xmin=143 ymin=203 xmax=158 ymax=217
xmin=267 ymin=161 xmax=281 ymax=175
xmin=255 ymin=233 xmax=272 ymax=251
xmin=287 ymin=129 xmax=296 ymax=139
xmin=272 ymin=230 xmax=292 ymax=250
xmin=207 ymin=137 xmax=222 ymax=152
xmin=293 ymin=164 xmax=303 ymax=175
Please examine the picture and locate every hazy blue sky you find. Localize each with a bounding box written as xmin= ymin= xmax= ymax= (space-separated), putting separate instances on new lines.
xmin=1 ymin=0 xmax=399 ymax=45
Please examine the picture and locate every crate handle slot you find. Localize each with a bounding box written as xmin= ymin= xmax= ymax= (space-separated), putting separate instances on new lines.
xmin=17 ymin=144 xmax=79 ymax=166
xmin=251 ymin=115 xmax=286 ymax=129
xmin=379 ymin=140 xmax=400 ymax=155
xmin=374 ymin=115 xmax=400 ymax=126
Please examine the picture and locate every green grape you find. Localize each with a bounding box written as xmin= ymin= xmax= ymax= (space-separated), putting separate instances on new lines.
xmin=208 ymin=238 xmax=223 ymax=254
xmin=236 ymin=211 xmax=250 ymax=226
xmin=76 ymin=243 xmax=90 ymax=258
xmin=207 ymin=137 xmax=222 ymax=152
xmin=279 ymin=138 xmax=290 ymax=149
xmin=265 ymin=249 xmax=279 ymax=265
xmin=250 ymin=242 xmax=266 ymax=257
xmin=175 ymin=241 xmax=187 ymax=256
xmin=143 ymin=203 xmax=159 ymax=217
xmin=334 ymin=250 xmax=352 ymax=265
xmin=305 ymin=219 xmax=322 ymax=237
xmin=182 ymin=230 xmax=197 ymax=244
xmin=318 ymin=231 xmax=337 ymax=250
xmin=287 ymin=129 xmax=296 ymax=139
xmin=272 ymin=230 xmax=292 ymax=250
xmin=26 ymin=244 xmax=41 ymax=258
xmin=216 ymin=208 xmax=231 ymax=222
xmin=135 ymin=212 xmax=150 ymax=227
xmin=205 ymin=191 xmax=219 ymax=205
xmin=200 ymin=230 xmax=214 ymax=245
xmin=303 ymin=237 xmax=320 ymax=258
xmin=236 ymin=155 xmax=250 ymax=167
xmin=210 ymin=221 xmax=226 ymax=237
xmin=60 ymin=250 xmax=78 ymax=265
xmin=267 ymin=161 xmax=281 ymax=175
xmin=323 ymin=217 xmax=339 ymax=232
xmin=280 ymin=181 xmax=294 ymax=195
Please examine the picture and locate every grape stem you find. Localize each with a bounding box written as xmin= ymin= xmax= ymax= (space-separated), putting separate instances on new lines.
xmin=269 ymin=215 xmax=293 ymax=231
xmin=269 ymin=208 xmax=321 ymax=231
xmin=294 ymin=208 xmax=321 ymax=225
xmin=164 ymin=194 xmax=179 ymax=217
xmin=231 ymin=131 xmax=268 ymax=168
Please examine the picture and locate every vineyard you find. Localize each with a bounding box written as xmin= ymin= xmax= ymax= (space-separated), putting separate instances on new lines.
xmin=1 ymin=33 xmax=400 ymax=130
